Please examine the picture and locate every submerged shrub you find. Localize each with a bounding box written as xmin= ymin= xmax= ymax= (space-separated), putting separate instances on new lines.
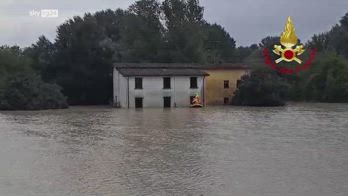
xmin=232 ymin=70 xmax=289 ymax=106
xmin=0 ymin=73 xmax=68 ymax=110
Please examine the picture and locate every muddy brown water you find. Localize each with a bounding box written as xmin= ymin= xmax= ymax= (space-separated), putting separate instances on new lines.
xmin=0 ymin=103 xmax=347 ymax=196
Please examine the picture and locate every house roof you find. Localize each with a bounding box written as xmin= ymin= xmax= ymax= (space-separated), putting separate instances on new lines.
xmin=113 ymin=63 xmax=249 ymax=77
xmin=118 ymin=68 xmax=209 ymax=77
xmin=114 ymin=63 xmax=203 ymax=69
xmin=114 ymin=63 xmax=249 ymax=69
xmin=203 ymin=64 xmax=250 ymax=70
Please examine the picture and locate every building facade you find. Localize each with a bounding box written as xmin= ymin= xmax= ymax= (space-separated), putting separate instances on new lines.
xmin=113 ymin=63 xmax=208 ymax=108
xmin=204 ymin=64 xmax=249 ymax=105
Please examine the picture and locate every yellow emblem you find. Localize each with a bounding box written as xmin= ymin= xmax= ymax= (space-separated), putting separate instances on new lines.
xmin=273 ymin=16 xmax=305 ymax=64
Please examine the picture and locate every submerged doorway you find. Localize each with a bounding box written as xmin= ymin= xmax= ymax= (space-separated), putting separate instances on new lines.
xmin=135 ymin=97 xmax=143 ymax=108
xmin=163 ymin=97 xmax=171 ymax=108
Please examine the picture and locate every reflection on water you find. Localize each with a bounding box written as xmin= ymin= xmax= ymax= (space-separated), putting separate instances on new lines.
xmin=0 ymin=103 xmax=347 ymax=196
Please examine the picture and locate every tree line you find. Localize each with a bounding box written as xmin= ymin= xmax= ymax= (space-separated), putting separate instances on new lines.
xmin=0 ymin=0 xmax=347 ymax=109
xmin=232 ymin=13 xmax=348 ymax=106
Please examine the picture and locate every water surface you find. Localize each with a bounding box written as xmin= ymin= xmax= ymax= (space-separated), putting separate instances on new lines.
xmin=0 ymin=103 xmax=347 ymax=196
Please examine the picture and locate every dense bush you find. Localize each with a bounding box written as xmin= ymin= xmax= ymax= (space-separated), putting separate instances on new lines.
xmin=232 ymin=70 xmax=289 ymax=106
xmin=290 ymin=53 xmax=348 ymax=102
xmin=0 ymin=73 xmax=68 ymax=110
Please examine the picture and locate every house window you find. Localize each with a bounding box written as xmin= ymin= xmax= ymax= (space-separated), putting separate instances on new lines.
xmin=135 ymin=78 xmax=143 ymax=89
xmin=163 ymin=77 xmax=171 ymax=89
xmin=236 ymin=79 xmax=241 ymax=88
xmin=224 ymin=97 xmax=229 ymax=105
xmin=135 ymin=97 xmax=143 ymax=108
xmin=224 ymin=80 xmax=229 ymax=89
xmin=190 ymin=77 xmax=198 ymax=89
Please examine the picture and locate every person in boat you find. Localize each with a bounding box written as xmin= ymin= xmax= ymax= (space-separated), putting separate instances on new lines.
xmin=192 ymin=94 xmax=201 ymax=105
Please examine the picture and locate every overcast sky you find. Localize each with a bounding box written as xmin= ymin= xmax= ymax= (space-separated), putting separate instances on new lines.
xmin=0 ymin=0 xmax=347 ymax=47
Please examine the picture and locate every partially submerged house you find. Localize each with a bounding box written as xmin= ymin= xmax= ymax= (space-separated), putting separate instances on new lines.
xmin=113 ymin=63 xmax=208 ymax=108
xmin=113 ymin=63 xmax=249 ymax=108
xmin=204 ymin=64 xmax=250 ymax=105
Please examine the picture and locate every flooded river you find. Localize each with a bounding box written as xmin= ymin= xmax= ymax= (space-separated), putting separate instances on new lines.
xmin=0 ymin=103 xmax=347 ymax=196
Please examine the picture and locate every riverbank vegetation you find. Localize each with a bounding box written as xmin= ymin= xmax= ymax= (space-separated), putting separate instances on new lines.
xmin=231 ymin=70 xmax=289 ymax=106
xmin=232 ymin=13 xmax=348 ymax=106
xmin=0 ymin=73 xmax=68 ymax=110
xmin=0 ymin=0 xmax=347 ymax=109
xmin=0 ymin=46 xmax=68 ymax=110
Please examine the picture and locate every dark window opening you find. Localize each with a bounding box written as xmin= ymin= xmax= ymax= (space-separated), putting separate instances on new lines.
xmin=135 ymin=97 xmax=143 ymax=108
xmin=190 ymin=77 xmax=198 ymax=89
xmin=224 ymin=97 xmax=229 ymax=105
xmin=224 ymin=80 xmax=229 ymax=89
xmin=163 ymin=97 xmax=171 ymax=108
xmin=135 ymin=78 xmax=143 ymax=89
xmin=237 ymin=80 xmax=241 ymax=88
xmin=163 ymin=77 xmax=171 ymax=89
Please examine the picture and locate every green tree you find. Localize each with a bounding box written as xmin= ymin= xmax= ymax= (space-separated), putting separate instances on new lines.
xmin=203 ymin=23 xmax=236 ymax=64
xmin=0 ymin=73 xmax=68 ymax=110
xmin=53 ymin=13 xmax=115 ymax=104
xmin=0 ymin=46 xmax=32 ymax=77
xmin=259 ymin=36 xmax=279 ymax=49
xmin=23 ymin=35 xmax=55 ymax=80
xmin=301 ymin=53 xmax=348 ymax=102
xmin=236 ymin=44 xmax=258 ymax=62
xmin=232 ymin=69 xmax=289 ymax=106
xmin=162 ymin=0 xmax=206 ymax=63
xmin=0 ymin=46 xmax=33 ymax=89
xmin=121 ymin=0 xmax=164 ymax=62
xmin=307 ymin=13 xmax=348 ymax=58
xmin=307 ymin=33 xmax=329 ymax=52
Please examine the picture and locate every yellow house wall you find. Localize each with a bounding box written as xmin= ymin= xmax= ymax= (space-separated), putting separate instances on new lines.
xmin=204 ymin=69 xmax=247 ymax=105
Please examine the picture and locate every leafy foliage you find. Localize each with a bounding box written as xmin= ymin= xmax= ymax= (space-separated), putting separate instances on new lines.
xmin=0 ymin=46 xmax=33 ymax=79
xmin=203 ymin=23 xmax=237 ymax=64
xmin=0 ymin=46 xmax=67 ymax=110
xmin=236 ymin=15 xmax=348 ymax=106
xmin=0 ymin=73 xmax=68 ymax=110
xmin=307 ymin=13 xmax=348 ymax=58
xmin=289 ymin=53 xmax=348 ymax=102
xmin=51 ymin=13 xmax=115 ymax=104
xmin=232 ymin=69 xmax=289 ymax=106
